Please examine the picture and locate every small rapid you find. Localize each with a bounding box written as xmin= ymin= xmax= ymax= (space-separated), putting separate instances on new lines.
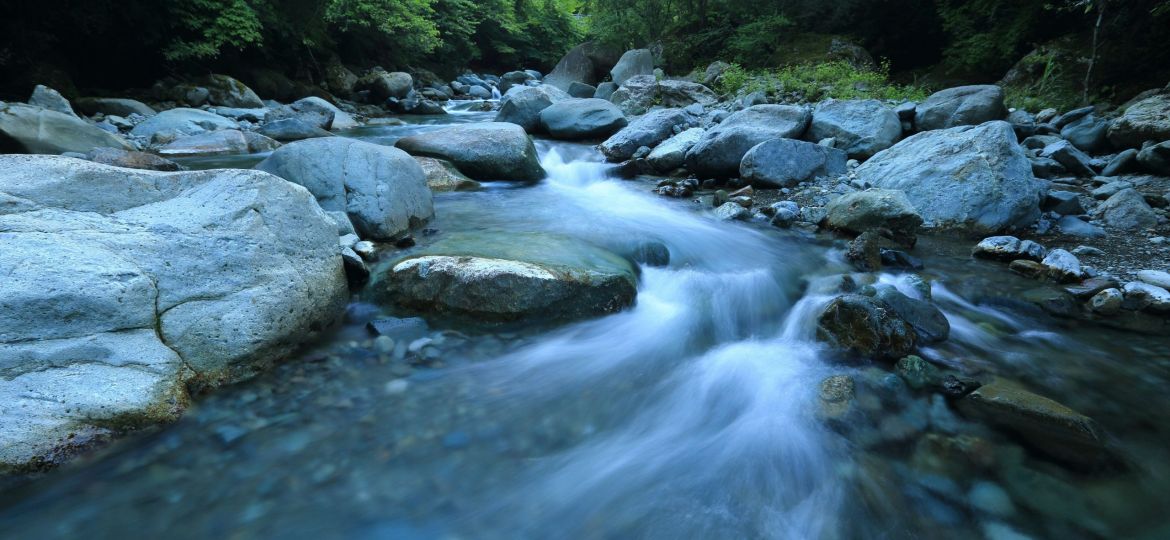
xmin=4 ymin=114 xmax=1170 ymax=540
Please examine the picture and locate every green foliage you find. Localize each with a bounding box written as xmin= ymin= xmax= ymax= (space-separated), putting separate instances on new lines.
xmin=717 ymin=61 xmax=929 ymax=103
xmin=325 ymin=0 xmax=441 ymax=58
xmin=724 ymin=15 xmax=794 ymax=67
xmin=165 ymin=0 xmax=265 ymax=61
xmin=75 ymin=0 xmax=581 ymax=71
xmin=1000 ymin=44 xmax=1087 ymax=111
xmin=932 ymin=0 xmax=1052 ymax=75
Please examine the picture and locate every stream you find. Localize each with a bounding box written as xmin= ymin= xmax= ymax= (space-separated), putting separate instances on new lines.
xmin=2 ymin=106 xmax=1170 ymax=539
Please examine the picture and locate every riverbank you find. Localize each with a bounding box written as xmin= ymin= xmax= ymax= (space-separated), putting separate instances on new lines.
xmin=3 ymin=42 xmax=1170 ymax=539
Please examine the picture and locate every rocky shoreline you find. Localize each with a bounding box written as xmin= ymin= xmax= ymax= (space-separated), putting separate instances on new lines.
xmin=2 ymin=41 xmax=1169 ymax=485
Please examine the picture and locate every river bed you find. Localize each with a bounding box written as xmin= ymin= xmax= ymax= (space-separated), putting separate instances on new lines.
xmin=2 ymin=110 xmax=1170 ymax=539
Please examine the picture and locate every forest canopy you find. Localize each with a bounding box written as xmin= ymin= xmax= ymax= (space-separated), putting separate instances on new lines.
xmin=1 ymin=0 xmax=1167 ymax=103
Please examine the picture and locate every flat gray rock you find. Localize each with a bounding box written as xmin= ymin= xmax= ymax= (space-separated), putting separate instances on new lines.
xmin=806 ymin=99 xmax=901 ymax=159
xmin=0 ymin=155 xmax=347 ymax=470
xmin=856 ymin=121 xmax=1040 ymax=233
xmin=396 ymin=122 xmax=546 ymax=181
xmin=257 ymin=138 xmax=433 ymax=240
xmin=914 ymin=85 xmax=1007 ymax=131
xmin=1 ymin=103 xmax=133 ymax=154
xmin=685 ymin=104 xmax=811 ymax=178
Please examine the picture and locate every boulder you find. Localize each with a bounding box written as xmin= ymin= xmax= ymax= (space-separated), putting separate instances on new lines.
xmin=414 ymin=156 xmax=482 ymax=192
xmin=158 ymin=130 xmax=279 ymax=157
xmin=266 ymin=104 xmax=331 ymax=130
xmin=856 ymin=121 xmax=1041 ymax=233
xmin=646 ymin=128 xmax=705 ymax=172
xmin=355 ymin=70 xmax=414 ymax=102
xmin=1040 ymin=249 xmax=1083 ymax=283
xmin=702 ymin=61 xmax=731 ymax=87
xmin=1060 ymin=114 xmax=1110 ymax=154
xmin=1043 ymin=190 xmax=1085 ymax=215
xmin=242 ymin=69 xmax=303 ymax=102
xmin=292 ymin=96 xmax=358 ymax=130
xmin=914 ymin=85 xmax=1007 ymax=131
xmin=130 ymin=108 xmax=237 ymax=141
xmin=610 ymin=49 xmax=655 ymax=86
xmin=568 ymin=81 xmax=597 ymax=98
xmin=1123 ymin=282 xmax=1170 ymax=313
xmin=609 ymin=75 xmax=718 ymax=116
xmin=1137 ymin=269 xmax=1170 ymax=290
xmin=0 ymin=155 xmax=347 ymax=470
xmin=496 ymin=85 xmax=568 ymax=133
xmin=824 ymin=189 xmax=923 ymax=239
xmin=257 ymin=118 xmax=335 ymax=141
xmin=389 ymin=97 xmax=447 ymax=115
xmin=373 ymin=233 xmax=637 ymax=324
xmin=0 ymin=103 xmax=133 ymax=154
xmin=1107 ymin=94 xmax=1170 ymax=148
xmin=874 ymin=286 xmax=950 ymax=343
xmin=468 ymin=86 xmax=492 ymax=100
xmin=202 ymin=74 xmax=264 ymax=108
xmin=500 ymin=70 xmax=536 ymax=93
xmin=816 ymin=294 xmax=917 ymax=361
xmin=539 ymin=98 xmax=628 ymax=140
xmin=85 ymin=147 xmax=181 ymax=171
xmin=323 ymin=57 xmax=358 ymax=96
xmin=714 ymin=201 xmax=750 ymax=221
xmin=594 ymin=82 xmax=618 ymax=101
xmin=167 ymin=84 xmax=210 ymax=107
xmin=545 ymin=41 xmax=621 ymax=91
xmin=1137 ymin=140 xmax=1170 ymax=175
xmin=739 ymin=138 xmax=847 ymax=188
xmin=395 ymin=122 xmax=545 ymax=181
xmin=685 ymin=104 xmax=812 ymax=178
xmin=1093 ymin=188 xmax=1157 ymax=231
xmin=28 ymin=85 xmax=75 ymax=117
xmin=599 ymin=108 xmax=692 ymax=161
xmin=972 ymin=236 xmax=1047 ymax=262
xmin=74 ymin=97 xmax=156 ymax=118
xmin=256 ymin=138 xmax=433 ymax=240
xmin=1040 ymin=140 xmax=1095 ymax=177
xmin=958 ymin=379 xmax=1108 ymax=467
xmin=1007 ymin=109 xmax=1037 ymax=139
xmin=806 ymin=99 xmax=902 ymax=159
xmin=212 ymin=107 xmax=268 ymax=123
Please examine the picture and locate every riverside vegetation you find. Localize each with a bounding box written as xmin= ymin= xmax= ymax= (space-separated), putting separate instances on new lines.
xmin=2 ymin=1 xmax=1170 ymax=539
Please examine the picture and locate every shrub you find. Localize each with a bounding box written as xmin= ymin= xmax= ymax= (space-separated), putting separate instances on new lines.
xmin=716 ymin=61 xmax=928 ymax=103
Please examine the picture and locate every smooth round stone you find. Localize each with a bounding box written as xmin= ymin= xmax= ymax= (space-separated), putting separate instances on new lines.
xmin=374 ymin=335 xmax=395 ymax=354
xmin=968 ymin=481 xmax=1016 ymax=517
xmin=384 ymin=379 xmax=410 ymax=395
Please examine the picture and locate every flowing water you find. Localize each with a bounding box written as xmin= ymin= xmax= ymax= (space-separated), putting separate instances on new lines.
xmin=3 ymin=110 xmax=1170 ymax=539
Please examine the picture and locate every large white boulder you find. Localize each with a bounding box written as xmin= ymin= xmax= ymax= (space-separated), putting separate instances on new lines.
xmin=0 ymin=155 xmax=348 ymax=470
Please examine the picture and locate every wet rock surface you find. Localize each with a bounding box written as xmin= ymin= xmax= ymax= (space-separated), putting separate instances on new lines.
xmin=0 ymin=155 xmax=347 ymax=470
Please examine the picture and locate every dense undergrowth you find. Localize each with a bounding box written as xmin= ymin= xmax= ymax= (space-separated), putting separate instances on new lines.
xmin=714 ymin=61 xmax=931 ymax=104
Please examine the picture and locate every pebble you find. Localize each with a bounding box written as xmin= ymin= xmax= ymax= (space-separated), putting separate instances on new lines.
xmin=1040 ymin=249 xmax=1082 ymax=283
xmin=353 ymin=241 xmax=376 ymax=259
xmin=1137 ymin=269 xmax=1170 ymax=290
xmin=714 ymin=202 xmax=750 ymax=221
xmin=384 ymin=379 xmax=409 ymax=394
xmin=374 ymin=335 xmax=395 ymax=354
xmin=981 ymin=521 xmax=1034 ymax=540
xmin=968 ymin=481 xmax=1016 ymax=517
xmin=1123 ymin=281 xmax=1170 ymax=312
xmin=408 ymin=337 xmax=432 ymax=353
xmin=339 ymin=233 xmax=360 ymax=249
xmin=1071 ymin=245 xmax=1104 ymax=257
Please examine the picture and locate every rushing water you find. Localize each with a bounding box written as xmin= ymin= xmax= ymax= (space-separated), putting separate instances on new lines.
xmin=3 ymin=110 xmax=1170 ymax=539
